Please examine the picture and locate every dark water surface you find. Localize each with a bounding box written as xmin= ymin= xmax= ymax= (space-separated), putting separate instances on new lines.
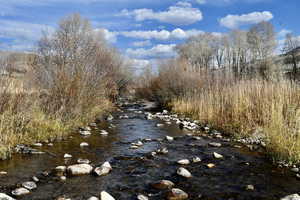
xmin=0 ymin=105 xmax=299 ymax=199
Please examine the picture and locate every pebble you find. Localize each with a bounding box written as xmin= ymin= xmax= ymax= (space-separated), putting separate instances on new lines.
xmin=21 ymin=181 xmax=37 ymax=190
xmin=33 ymin=143 xmax=43 ymax=147
xmin=100 ymin=191 xmax=115 ymax=200
xmin=167 ymin=188 xmax=188 ymax=200
xmin=207 ymin=163 xmax=215 ymax=168
xmin=80 ymin=130 xmax=92 ymax=136
xmin=77 ymin=158 xmax=91 ymax=164
xmin=11 ymin=188 xmax=30 ymax=196
xmin=100 ymin=130 xmax=109 ymax=135
xmin=64 ymin=154 xmax=72 ymax=159
xmin=94 ymin=162 xmax=112 ymax=176
xmin=60 ymin=176 xmax=67 ymax=181
xmin=192 ymin=157 xmax=201 ymax=163
xmin=177 ymin=167 xmax=192 ymax=178
xmin=152 ymin=180 xmax=175 ymax=190
xmin=166 ymin=136 xmax=174 ymax=142
xmin=88 ymin=197 xmax=99 ymax=200
xmin=80 ymin=142 xmax=89 ymax=147
xmin=0 ymin=171 xmax=7 ymax=175
xmin=245 ymin=184 xmax=255 ymax=191
xmin=213 ymin=152 xmax=223 ymax=159
xmin=156 ymin=124 xmax=164 ymax=127
xmin=137 ymin=194 xmax=149 ymax=200
xmin=157 ymin=147 xmax=168 ymax=154
xmin=48 ymin=143 xmax=54 ymax=146
xmin=209 ymin=142 xmax=222 ymax=147
xmin=32 ymin=176 xmax=39 ymax=182
xmin=177 ymin=159 xmax=190 ymax=165
xmin=291 ymin=168 xmax=299 ymax=173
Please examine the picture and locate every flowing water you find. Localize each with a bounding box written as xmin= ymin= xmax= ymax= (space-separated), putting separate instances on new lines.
xmin=0 ymin=103 xmax=299 ymax=200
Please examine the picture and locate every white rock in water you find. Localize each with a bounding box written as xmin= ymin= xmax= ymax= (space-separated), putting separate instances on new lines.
xmin=32 ymin=176 xmax=39 ymax=182
xmin=137 ymin=194 xmax=149 ymax=200
xmin=33 ymin=143 xmax=42 ymax=147
xmin=87 ymin=196 xmax=99 ymax=200
xmin=167 ymin=188 xmax=188 ymax=200
xmin=0 ymin=193 xmax=16 ymax=200
xmin=156 ymin=124 xmax=164 ymax=127
xmin=209 ymin=142 xmax=222 ymax=147
xmin=67 ymin=164 xmax=93 ymax=176
xmin=0 ymin=171 xmax=7 ymax=175
xmin=11 ymin=188 xmax=30 ymax=196
xmin=60 ymin=176 xmax=67 ymax=181
xmin=77 ymin=158 xmax=90 ymax=164
xmin=213 ymin=152 xmax=223 ymax=159
xmin=106 ymin=115 xmax=114 ymax=121
xmin=80 ymin=130 xmax=92 ymax=136
xmin=100 ymin=130 xmax=109 ymax=135
xmin=166 ymin=136 xmax=174 ymax=142
xmin=100 ymin=191 xmax=115 ymax=200
xmin=21 ymin=181 xmax=37 ymax=190
xmin=94 ymin=162 xmax=112 ymax=176
xmin=131 ymin=141 xmax=143 ymax=147
xmin=281 ymin=194 xmax=300 ymax=200
xmin=192 ymin=157 xmax=201 ymax=163
xmin=177 ymin=167 xmax=192 ymax=178
xmin=64 ymin=154 xmax=72 ymax=159
xmin=177 ymin=159 xmax=190 ymax=165
xmin=130 ymin=145 xmax=139 ymax=149
xmin=80 ymin=142 xmax=89 ymax=147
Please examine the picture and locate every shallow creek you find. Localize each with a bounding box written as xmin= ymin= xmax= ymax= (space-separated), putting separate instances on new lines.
xmin=0 ymin=104 xmax=299 ymax=200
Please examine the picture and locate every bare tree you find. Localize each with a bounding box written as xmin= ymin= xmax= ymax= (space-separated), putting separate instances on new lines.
xmin=282 ymin=33 xmax=300 ymax=79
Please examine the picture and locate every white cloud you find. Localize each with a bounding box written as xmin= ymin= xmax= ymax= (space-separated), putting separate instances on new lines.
xmin=119 ymin=2 xmax=203 ymax=26
xmin=126 ymin=44 xmax=177 ymax=59
xmin=120 ymin=28 xmax=204 ymax=41
xmin=277 ymin=29 xmax=292 ymax=38
xmin=131 ymin=59 xmax=150 ymax=69
xmin=220 ymin=11 xmax=273 ymax=29
xmin=132 ymin=40 xmax=152 ymax=47
xmin=94 ymin=28 xmax=117 ymax=43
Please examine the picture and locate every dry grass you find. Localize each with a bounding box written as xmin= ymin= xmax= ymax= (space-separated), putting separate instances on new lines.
xmin=172 ymin=79 xmax=300 ymax=164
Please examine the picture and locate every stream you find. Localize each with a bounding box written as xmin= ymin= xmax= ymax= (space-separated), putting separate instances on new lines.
xmin=0 ymin=102 xmax=299 ymax=200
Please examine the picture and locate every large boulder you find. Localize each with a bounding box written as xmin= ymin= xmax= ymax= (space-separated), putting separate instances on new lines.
xmin=281 ymin=194 xmax=300 ymax=200
xmin=67 ymin=164 xmax=93 ymax=176
xmin=100 ymin=191 xmax=115 ymax=200
xmin=0 ymin=193 xmax=15 ymax=200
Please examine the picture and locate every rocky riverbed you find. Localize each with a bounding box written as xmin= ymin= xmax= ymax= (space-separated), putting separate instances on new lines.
xmin=0 ymin=102 xmax=299 ymax=200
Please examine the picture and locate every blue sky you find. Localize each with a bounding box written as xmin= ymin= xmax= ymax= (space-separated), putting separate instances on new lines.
xmin=0 ymin=0 xmax=299 ymax=70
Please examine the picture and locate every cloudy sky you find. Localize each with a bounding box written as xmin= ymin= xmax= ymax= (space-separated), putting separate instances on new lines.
xmin=0 ymin=0 xmax=299 ymax=70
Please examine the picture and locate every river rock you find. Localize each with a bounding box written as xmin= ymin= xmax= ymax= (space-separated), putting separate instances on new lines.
xmin=77 ymin=158 xmax=91 ymax=164
xmin=177 ymin=167 xmax=192 ymax=178
xmin=33 ymin=143 xmax=43 ymax=147
xmin=100 ymin=130 xmax=109 ymax=135
xmin=166 ymin=188 xmax=188 ymax=200
xmin=94 ymin=162 xmax=112 ymax=176
xmin=130 ymin=145 xmax=140 ymax=149
xmin=213 ymin=152 xmax=223 ymax=159
xmin=209 ymin=142 xmax=222 ymax=147
xmin=32 ymin=176 xmax=39 ymax=182
xmin=245 ymin=184 xmax=255 ymax=191
xmin=67 ymin=164 xmax=93 ymax=176
xmin=152 ymin=180 xmax=175 ymax=190
xmin=157 ymin=147 xmax=168 ymax=154
xmin=157 ymin=124 xmax=164 ymax=127
xmin=166 ymin=136 xmax=174 ymax=142
xmin=177 ymin=159 xmax=190 ymax=165
xmin=100 ymin=191 xmax=115 ymax=200
xmin=291 ymin=168 xmax=299 ymax=173
xmin=80 ymin=130 xmax=92 ymax=136
xmin=0 ymin=171 xmax=7 ymax=175
xmin=87 ymin=197 xmax=99 ymax=200
xmin=11 ymin=188 xmax=30 ymax=196
xmin=207 ymin=163 xmax=215 ymax=168
xmin=22 ymin=181 xmax=37 ymax=190
xmin=137 ymin=194 xmax=149 ymax=200
xmin=192 ymin=157 xmax=201 ymax=163
xmin=0 ymin=193 xmax=15 ymax=200
xmin=64 ymin=154 xmax=72 ymax=159
xmin=80 ymin=142 xmax=89 ymax=147
xmin=54 ymin=166 xmax=67 ymax=176
xmin=281 ymin=194 xmax=300 ymax=200
xmin=106 ymin=114 xmax=114 ymax=121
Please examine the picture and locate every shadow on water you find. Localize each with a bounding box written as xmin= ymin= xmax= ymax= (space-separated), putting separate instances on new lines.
xmin=0 ymin=103 xmax=299 ymax=199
